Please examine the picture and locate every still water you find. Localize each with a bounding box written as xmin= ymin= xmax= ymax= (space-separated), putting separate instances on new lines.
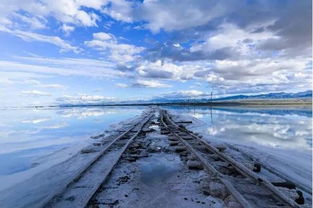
xmin=0 ymin=106 xmax=144 ymax=177
xmin=166 ymin=106 xmax=312 ymax=151
xmin=0 ymin=105 xmax=311 ymax=190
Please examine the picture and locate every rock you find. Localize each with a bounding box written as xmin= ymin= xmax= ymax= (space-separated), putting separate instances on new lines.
xmin=129 ymin=150 xmax=148 ymax=159
xmin=168 ymin=137 xmax=178 ymax=141
xmin=202 ymin=188 xmax=210 ymax=196
xmin=179 ymin=151 xmax=188 ymax=156
xmin=81 ymin=148 xmax=98 ymax=154
xmin=31 ymin=162 xmax=40 ymax=168
xmin=117 ymin=176 xmax=130 ymax=185
xmin=174 ymin=146 xmax=187 ymax=152
xmin=216 ymin=145 xmax=227 ymax=152
xmin=219 ymin=166 xmax=239 ymax=176
xmin=253 ymin=162 xmax=261 ymax=172
xmin=187 ymin=160 xmax=203 ymax=170
xmin=169 ymin=141 xmax=180 ymax=146
xmin=126 ymin=157 xmax=136 ymax=162
xmin=93 ymin=142 xmax=101 ymax=146
xmin=90 ymin=134 xmax=104 ymax=139
xmin=161 ymin=130 xmax=170 ymax=135
xmin=295 ymin=190 xmax=304 ymax=205
xmin=272 ymin=181 xmax=296 ymax=189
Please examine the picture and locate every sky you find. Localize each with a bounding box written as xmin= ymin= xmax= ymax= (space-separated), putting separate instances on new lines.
xmin=0 ymin=0 xmax=311 ymax=106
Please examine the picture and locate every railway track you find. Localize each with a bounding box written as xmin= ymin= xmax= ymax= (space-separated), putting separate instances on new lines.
xmin=41 ymin=111 xmax=154 ymax=208
xmin=159 ymin=109 xmax=303 ymax=208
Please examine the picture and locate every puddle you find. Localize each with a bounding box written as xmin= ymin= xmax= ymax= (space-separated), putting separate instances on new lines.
xmin=138 ymin=153 xmax=181 ymax=185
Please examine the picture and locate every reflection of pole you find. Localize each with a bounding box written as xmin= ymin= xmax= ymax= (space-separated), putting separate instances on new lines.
xmin=210 ymin=106 xmax=213 ymax=124
xmin=193 ymin=97 xmax=195 ymax=115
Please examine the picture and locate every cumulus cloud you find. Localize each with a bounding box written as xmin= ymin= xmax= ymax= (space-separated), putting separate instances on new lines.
xmin=101 ymin=0 xmax=134 ymax=22
xmin=0 ymin=0 xmax=107 ymax=28
xmin=136 ymin=0 xmax=232 ymax=33
xmin=85 ymin=32 xmax=144 ymax=64
xmin=0 ymin=0 xmax=311 ymax=100
xmin=190 ymin=22 xmax=279 ymax=57
xmin=134 ymin=60 xmax=199 ymax=81
xmin=131 ymin=80 xmax=170 ymax=88
xmin=155 ymin=90 xmax=209 ymax=100
xmin=61 ymin=24 xmax=75 ymax=35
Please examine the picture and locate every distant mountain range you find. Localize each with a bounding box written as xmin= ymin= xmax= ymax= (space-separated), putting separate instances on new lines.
xmin=213 ymin=90 xmax=312 ymax=101
xmin=147 ymin=90 xmax=312 ymax=103
xmin=59 ymin=90 xmax=312 ymax=106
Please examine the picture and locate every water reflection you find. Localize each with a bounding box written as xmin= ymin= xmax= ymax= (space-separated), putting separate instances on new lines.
xmin=0 ymin=106 xmax=144 ymax=176
xmin=165 ymin=106 xmax=312 ymax=151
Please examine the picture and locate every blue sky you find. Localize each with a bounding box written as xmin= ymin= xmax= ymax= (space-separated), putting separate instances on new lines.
xmin=0 ymin=0 xmax=311 ymax=106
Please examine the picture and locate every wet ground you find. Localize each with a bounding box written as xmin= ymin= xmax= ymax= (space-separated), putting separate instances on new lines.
xmin=89 ymin=120 xmax=223 ymax=208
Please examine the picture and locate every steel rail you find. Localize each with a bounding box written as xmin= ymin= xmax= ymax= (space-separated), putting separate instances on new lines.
xmin=162 ymin=110 xmax=300 ymax=208
xmin=82 ymin=113 xmax=153 ymax=208
xmin=160 ymin=110 xmax=253 ymax=208
xmin=41 ymin=112 xmax=153 ymax=208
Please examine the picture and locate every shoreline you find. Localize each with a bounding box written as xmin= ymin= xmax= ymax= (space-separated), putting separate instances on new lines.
xmin=1 ymin=99 xmax=311 ymax=109
xmin=42 ymin=100 xmax=313 ymax=108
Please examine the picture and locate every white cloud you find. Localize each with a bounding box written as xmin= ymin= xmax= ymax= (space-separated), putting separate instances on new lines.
xmin=190 ymin=22 xmax=279 ymax=57
xmin=101 ymin=0 xmax=134 ymax=22
xmin=156 ymin=90 xmax=209 ymax=99
xmin=85 ymin=32 xmax=144 ymax=64
xmin=0 ymin=0 xmax=109 ymax=28
xmin=93 ymin=32 xmax=113 ymax=40
xmin=21 ymin=90 xmax=51 ymax=96
xmin=12 ymin=13 xmax=47 ymax=29
xmin=132 ymin=80 xmax=170 ymax=88
xmin=22 ymin=118 xmax=50 ymax=124
xmin=135 ymin=60 xmax=200 ymax=81
xmin=42 ymin=84 xmax=65 ymax=89
xmin=116 ymin=83 xmax=128 ymax=88
xmin=135 ymin=0 xmax=228 ymax=32
xmin=25 ymin=80 xmax=65 ymax=89
xmin=0 ymin=26 xmax=80 ymax=53
xmin=57 ymin=94 xmax=115 ymax=105
xmin=0 ymin=56 xmax=120 ymax=78
xmin=180 ymin=90 xmax=205 ymax=96
xmin=61 ymin=24 xmax=75 ymax=35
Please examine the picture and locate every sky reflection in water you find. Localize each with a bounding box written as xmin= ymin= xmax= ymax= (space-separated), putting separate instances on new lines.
xmin=0 ymin=106 xmax=311 ymax=177
xmin=0 ymin=106 xmax=144 ymax=175
xmin=166 ymin=106 xmax=312 ymax=151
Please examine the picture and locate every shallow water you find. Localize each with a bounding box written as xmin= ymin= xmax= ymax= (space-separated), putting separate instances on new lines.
xmin=0 ymin=105 xmax=311 ymax=191
xmin=165 ymin=105 xmax=312 ymax=151
xmin=139 ymin=153 xmax=181 ymax=185
xmin=0 ymin=106 xmax=144 ymax=176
